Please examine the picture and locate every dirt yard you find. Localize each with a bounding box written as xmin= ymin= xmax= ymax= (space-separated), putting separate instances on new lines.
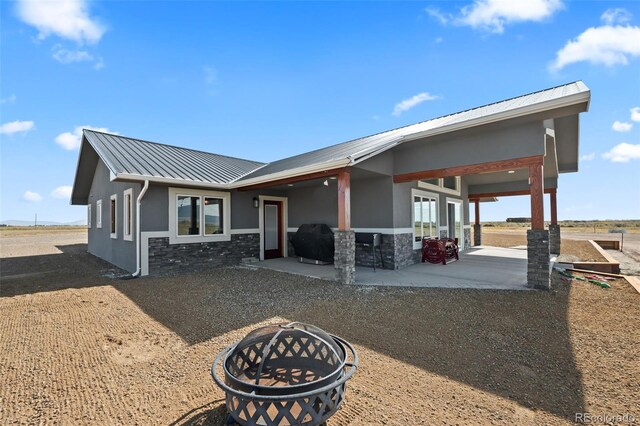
xmin=1 ymin=230 xmax=639 ymax=425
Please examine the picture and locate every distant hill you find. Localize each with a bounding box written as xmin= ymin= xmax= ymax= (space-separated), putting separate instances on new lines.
xmin=0 ymin=219 xmax=86 ymax=226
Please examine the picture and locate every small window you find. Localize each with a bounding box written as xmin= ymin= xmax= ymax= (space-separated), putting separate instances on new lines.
xmin=123 ymin=188 xmax=133 ymax=241
xmin=204 ymin=197 xmax=223 ymax=235
xmin=443 ymin=176 xmax=458 ymax=191
xmin=88 ymin=203 xmax=92 ymax=229
xmin=96 ymin=200 xmax=102 ymax=228
xmin=422 ymin=178 xmax=440 ymax=186
xmin=110 ymin=194 xmax=117 ymax=239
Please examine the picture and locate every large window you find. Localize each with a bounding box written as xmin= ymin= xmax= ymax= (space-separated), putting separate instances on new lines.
xmin=169 ymin=188 xmax=231 ymax=244
xmin=412 ymin=190 xmax=438 ymax=249
xmin=123 ymin=188 xmax=133 ymax=241
xmin=96 ymin=200 xmax=102 ymax=228
xmin=418 ymin=176 xmax=461 ymax=195
xmin=110 ymin=194 xmax=117 ymax=239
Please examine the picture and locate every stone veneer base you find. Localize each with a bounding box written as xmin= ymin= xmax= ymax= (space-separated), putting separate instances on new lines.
xmin=527 ymin=229 xmax=550 ymax=290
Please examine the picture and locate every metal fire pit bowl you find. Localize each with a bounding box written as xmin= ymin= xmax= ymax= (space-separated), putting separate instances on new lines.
xmin=211 ymin=322 xmax=358 ymax=426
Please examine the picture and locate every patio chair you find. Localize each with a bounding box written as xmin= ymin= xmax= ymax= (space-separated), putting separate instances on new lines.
xmin=422 ymin=237 xmax=459 ymax=265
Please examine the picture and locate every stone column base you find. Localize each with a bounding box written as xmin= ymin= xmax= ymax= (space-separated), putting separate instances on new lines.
xmin=334 ymin=230 xmax=356 ymax=285
xmin=549 ymin=224 xmax=561 ymax=255
xmin=473 ymin=224 xmax=482 ymax=246
xmin=527 ymin=229 xmax=550 ymax=290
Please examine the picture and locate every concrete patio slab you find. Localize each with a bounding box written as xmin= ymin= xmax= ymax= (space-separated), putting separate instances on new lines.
xmin=253 ymin=246 xmax=530 ymax=290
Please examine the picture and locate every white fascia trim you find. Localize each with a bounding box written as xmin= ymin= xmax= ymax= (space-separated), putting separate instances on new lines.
xmin=397 ymin=92 xmax=591 ymax=147
xmin=114 ymin=173 xmax=231 ymax=189
xmin=141 ymin=231 xmax=170 ymax=276
xmin=230 ymin=228 xmax=260 ymax=234
xmin=229 ymin=158 xmax=351 ymax=188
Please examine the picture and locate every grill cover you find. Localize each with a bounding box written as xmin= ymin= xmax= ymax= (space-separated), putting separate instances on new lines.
xmin=290 ymin=224 xmax=335 ymax=263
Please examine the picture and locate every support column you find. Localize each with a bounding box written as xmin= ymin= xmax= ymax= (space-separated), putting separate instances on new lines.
xmin=549 ymin=189 xmax=561 ymax=255
xmin=527 ymin=162 xmax=550 ymax=290
xmin=473 ymin=199 xmax=482 ymax=246
xmin=335 ymin=169 xmax=355 ymax=284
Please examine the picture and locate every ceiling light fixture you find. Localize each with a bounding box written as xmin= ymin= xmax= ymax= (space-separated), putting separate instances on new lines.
xmin=508 ymin=170 xmax=515 ymax=174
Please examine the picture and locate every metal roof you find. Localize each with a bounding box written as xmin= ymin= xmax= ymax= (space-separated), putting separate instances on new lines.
xmin=84 ymin=130 xmax=265 ymax=184
xmin=237 ymin=81 xmax=590 ymax=182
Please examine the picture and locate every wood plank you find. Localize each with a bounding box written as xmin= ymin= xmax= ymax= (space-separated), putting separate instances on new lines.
xmin=338 ymin=169 xmax=351 ymax=230
xmin=474 ymin=199 xmax=480 ymax=225
xmin=529 ymin=163 xmax=544 ymax=230
xmin=623 ymin=275 xmax=640 ymax=294
xmin=565 ymin=268 xmax=624 ymax=278
xmin=550 ymin=188 xmax=558 ymax=225
xmin=238 ymin=168 xmax=342 ymax=191
xmin=393 ymin=155 xmax=543 ymax=183
xmin=469 ymin=188 xmax=555 ymax=200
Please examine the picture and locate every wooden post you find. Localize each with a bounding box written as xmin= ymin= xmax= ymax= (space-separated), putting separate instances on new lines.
xmin=550 ymin=189 xmax=558 ymax=226
xmin=337 ymin=169 xmax=351 ymax=231
xmin=529 ymin=163 xmax=544 ymax=230
xmin=474 ymin=199 xmax=480 ymax=225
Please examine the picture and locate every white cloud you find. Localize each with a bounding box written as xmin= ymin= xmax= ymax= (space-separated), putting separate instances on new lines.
xmin=55 ymin=125 xmax=116 ymax=150
xmin=601 ymin=8 xmax=632 ymax=26
xmin=455 ymin=0 xmax=563 ymax=33
xmin=51 ymin=186 xmax=73 ymax=199
xmin=612 ymin=121 xmax=633 ymax=132
xmin=392 ymin=92 xmax=439 ymax=116
xmin=1 ymin=95 xmax=17 ymax=104
xmin=52 ymin=44 xmax=93 ymax=63
xmin=23 ymin=190 xmax=42 ymax=202
xmin=425 ymin=7 xmax=451 ymax=25
xmin=16 ymin=0 xmax=106 ymax=44
xmin=550 ymin=25 xmax=640 ymax=71
xmin=602 ymin=143 xmax=640 ymax=163
xmin=580 ymin=153 xmax=595 ymax=161
xmin=631 ymin=107 xmax=640 ymax=122
xmin=0 ymin=120 xmax=35 ymax=135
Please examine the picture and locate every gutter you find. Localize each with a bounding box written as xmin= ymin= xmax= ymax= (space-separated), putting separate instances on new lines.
xmin=131 ymin=180 xmax=149 ymax=278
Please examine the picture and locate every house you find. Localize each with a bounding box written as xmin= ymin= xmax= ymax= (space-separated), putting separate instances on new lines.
xmin=70 ymin=81 xmax=590 ymax=289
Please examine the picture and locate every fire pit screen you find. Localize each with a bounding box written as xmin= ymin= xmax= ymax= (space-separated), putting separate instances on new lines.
xmin=211 ymin=322 xmax=358 ymax=426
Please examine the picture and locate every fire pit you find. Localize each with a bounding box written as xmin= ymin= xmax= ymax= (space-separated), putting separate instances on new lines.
xmin=211 ymin=322 xmax=358 ymax=426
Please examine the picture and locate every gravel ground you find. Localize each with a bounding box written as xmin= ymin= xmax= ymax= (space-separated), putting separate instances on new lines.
xmin=1 ymin=231 xmax=639 ymax=425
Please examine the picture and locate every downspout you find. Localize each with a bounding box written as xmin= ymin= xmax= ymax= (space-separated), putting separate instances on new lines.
xmin=131 ymin=180 xmax=149 ymax=277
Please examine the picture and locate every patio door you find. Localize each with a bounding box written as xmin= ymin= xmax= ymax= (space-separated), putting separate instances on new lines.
xmin=263 ymin=200 xmax=283 ymax=259
xmin=447 ymin=200 xmax=463 ymax=249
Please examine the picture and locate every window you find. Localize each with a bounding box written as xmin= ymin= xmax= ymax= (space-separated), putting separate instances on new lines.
xmin=418 ymin=176 xmax=461 ymax=195
xmin=412 ymin=190 xmax=438 ymax=249
xmin=123 ymin=188 xmax=133 ymax=241
xmin=169 ymin=188 xmax=231 ymax=244
xmin=110 ymin=194 xmax=117 ymax=239
xmin=96 ymin=200 xmax=102 ymax=228
xmin=88 ymin=203 xmax=92 ymax=229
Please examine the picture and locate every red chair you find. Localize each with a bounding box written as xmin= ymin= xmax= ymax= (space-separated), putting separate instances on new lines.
xmin=422 ymin=237 xmax=459 ymax=265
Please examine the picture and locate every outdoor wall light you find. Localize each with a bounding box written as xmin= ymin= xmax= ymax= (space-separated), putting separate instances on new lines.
xmin=253 ymin=197 xmax=259 ymax=208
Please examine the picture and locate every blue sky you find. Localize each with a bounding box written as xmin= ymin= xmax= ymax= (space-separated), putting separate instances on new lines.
xmin=1 ymin=0 xmax=639 ymax=223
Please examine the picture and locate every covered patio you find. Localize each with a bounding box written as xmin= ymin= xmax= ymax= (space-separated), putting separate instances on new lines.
xmin=252 ymin=245 xmax=530 ymax=290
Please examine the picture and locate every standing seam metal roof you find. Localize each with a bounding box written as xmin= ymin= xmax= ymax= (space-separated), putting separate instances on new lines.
xmin=83 ymin=130 xmax=265 ymax=184
xmin=236 ymin=81 xmax=590 ymax=181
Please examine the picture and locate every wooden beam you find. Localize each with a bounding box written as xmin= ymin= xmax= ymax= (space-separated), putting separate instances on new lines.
xmin=393 ymin=155 xmax=543 ymax=184
xmin=474 ymin=199 xmax=480 ymax=225
xmin=469 ymin=187 xmax=555 ymax=200
xmin=529 ymin=163 xmax=544 ymax=230
xmin=550 ymin=188 xmax=558 ymax=225
xmin=337 ymin=168 xmax=351 ymax=230
xmin=238 ymin=168 xmax=341 ymax=191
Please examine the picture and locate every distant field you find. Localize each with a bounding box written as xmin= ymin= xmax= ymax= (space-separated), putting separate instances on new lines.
xmin=481 ymin=220 xmax=640 ymax=234
xmin=0 ymin=226 xmax=87 ymax=237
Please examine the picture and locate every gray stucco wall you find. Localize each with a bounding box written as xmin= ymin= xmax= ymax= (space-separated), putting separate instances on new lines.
xmin=351 ymin=176 xmax=394 ymax=228
xmin=393 ymin=120 xmax=545 ymax=175
xmin=87 ymin=159 xmax=140 ymax=273
xmin=287 ymin=184 xmax=338 ymax=228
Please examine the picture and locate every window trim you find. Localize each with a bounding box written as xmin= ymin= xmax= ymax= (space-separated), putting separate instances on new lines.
xmin=168 ymin=187 xmax=231 ymax=244
xmin=411 ymin=188 xmax=439 ymax=250
xmin=88 ymin=203 xmax=92 ymax=229
xmin=123 ymin=188 xmax=133 ymax=241
xmin=417 ymin=176 xmax=461 ymax=196
xmin=110 ymin=194 xmax=117 ymax=239
xmin=96 ymin=200 xmax=102 ymax=228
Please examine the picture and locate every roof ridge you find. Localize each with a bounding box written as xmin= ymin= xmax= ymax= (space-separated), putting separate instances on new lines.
xmin=83 ymin=129 xmax=265 ymax=166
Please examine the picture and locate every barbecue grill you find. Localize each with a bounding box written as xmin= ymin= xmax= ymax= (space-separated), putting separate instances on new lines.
xmin=211 ymin=322 xmax=358 ymax=426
